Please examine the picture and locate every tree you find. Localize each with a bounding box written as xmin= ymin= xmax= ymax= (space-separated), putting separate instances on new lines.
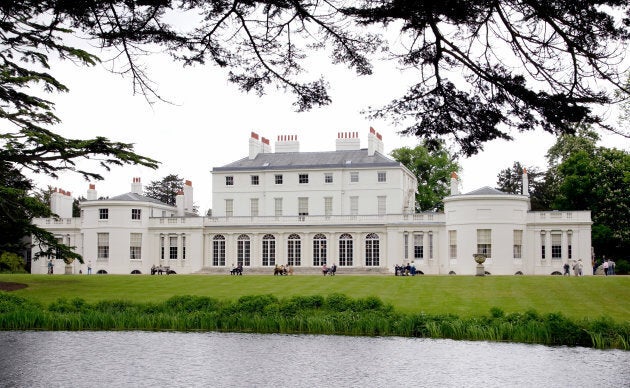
xmin=2 ymin=2 xmax=629 ymax=155
xmin=144 ymin=174 xmax=199 ymax=214
xmin=0 ymin=163 xmax=81 ymax=263
xmin=2 ymin=1 xmax=630 ymax=261
xmin=554 ymin=146 xmax=630 ymax=262
xmin=495 ymin=162 xmax=552 ymax=210
xmin=390 ymin=141 xmax=460 ymax=211
xmin=144 ymin=174 xmax=185 ymax=206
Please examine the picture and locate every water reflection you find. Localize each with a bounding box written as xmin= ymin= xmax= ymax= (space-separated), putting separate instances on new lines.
xmin=0 ymin=331 xmax=627 ymax=387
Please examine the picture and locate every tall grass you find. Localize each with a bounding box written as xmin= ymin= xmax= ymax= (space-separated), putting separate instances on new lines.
xmin=1 ymin=291 xmax=628 ymax=349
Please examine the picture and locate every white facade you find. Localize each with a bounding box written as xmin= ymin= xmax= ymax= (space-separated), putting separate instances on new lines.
xmin=32 ymin=130 xmax=592 ymax=275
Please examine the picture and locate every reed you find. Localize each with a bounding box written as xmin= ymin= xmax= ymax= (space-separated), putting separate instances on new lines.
xmin=1 ymin=292 xmax=628 ymax=349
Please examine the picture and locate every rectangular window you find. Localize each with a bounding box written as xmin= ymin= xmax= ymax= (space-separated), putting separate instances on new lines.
xmin=551 ymin=233 xmax=562 ymax=259
xmin=169 ymin=236 xmax=178 ymax=260
xmin=378 ymin=172 xmax=387 ymax=182
xmin=237 ymin=239 xmax=251 ymax=266
xmin=225 ymin=176 xmax=234 ymax=186
xmin=350 ymin=196 xmax=359 ymax=215
xmin=131 ymin=208 xmax=141 ymax=220
xmin=212 ymin=237 xmax=225 ymax=266
xmin=287 ymin=237 xmax=301 ymax=266
xmin=274 ymin=198 xmax=283 ymax=217
xmin=99 ymin=208 xmax=109 ymax=220
xmin=250 ymin=175 xmax=259 ymax=185
xmin=414 ymin=233 xmax=424 ymax=260
xmin=182 ymin=236 xmax=186 ymax=260
xmin=299 ymin=173 xmax=309 ymax=184
xmin=313 ymin=236 xmax=327 ymax=266
xmin=298 ymin=197 xmax=308 ymax=219
xmin=225 ymin=199 xmax=233 ymax=217
xmin=324 ymin=197 xmax=333 ymax=217
xmin=377 ymin=196 xmax=386 ymax=216
xmin=324 ymin=173 xmax=333 ymax=183
xmin=160 ymin=236 xmax=165 ymax=260
xmin=275 ymin=174 xmax=283 ymax=184
xmin=250 ymin=198 xmax=259 ymax=217
xmin=97 ymin=233 xmax=109 ymax=259
xmin=350 ymin=172 xmax=359 ymax=183
xmin=428 ymin=232 xmax=434 ymax=259
xmin=129 ymin=233 xmax=141 ymax=260
xmin=262 ymin=238 xmax=275 ymax=266
xmin=365 ymin=236 xmax=379 ymax=266
xmin=567 ymin=232 xmax=572 ymax=260
xmin=477 ymin=229 xmax=492 ymax=258
xmin=449 ymin=230 xmax=457 ymax=260
xmin=404 ymin=233 xmax=409 ymax=260
xmin=513 ymin=230 xmax=523 ymax=259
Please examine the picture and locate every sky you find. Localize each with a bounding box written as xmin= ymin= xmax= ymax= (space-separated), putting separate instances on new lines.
xmin=32 ymin=39 xmax=628 ymax=215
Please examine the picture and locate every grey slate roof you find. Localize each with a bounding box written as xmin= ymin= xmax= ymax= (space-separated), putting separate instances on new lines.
xmin=95 ymin=192 xmax=172 ymax=206
xmin=462 ymin=186 xmax=510 ymax=196
xmin=213 ymin=149 xmax=401 ymax=172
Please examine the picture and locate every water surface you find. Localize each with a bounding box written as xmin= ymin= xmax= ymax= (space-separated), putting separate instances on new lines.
xmin=0 ymin=331 xmax=627 ymax=387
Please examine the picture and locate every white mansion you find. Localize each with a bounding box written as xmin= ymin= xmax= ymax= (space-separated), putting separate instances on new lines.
xmin=32 ymin=129 xmax=592 ymax=275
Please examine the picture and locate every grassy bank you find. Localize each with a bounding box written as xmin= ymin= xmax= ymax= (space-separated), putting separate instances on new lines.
xmin=1 ymin=292 xmax=628 ymax=349
xmin=1 ymin=274 xmax=628 ymax=349
xmin=1 ymin=274 xmax=628 ymax=322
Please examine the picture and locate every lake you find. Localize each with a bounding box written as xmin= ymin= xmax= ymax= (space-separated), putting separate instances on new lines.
xmin=0 ymin=331 xmax=628 ymax=387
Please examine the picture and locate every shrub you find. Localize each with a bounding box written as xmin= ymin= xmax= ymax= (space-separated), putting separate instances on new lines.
xmin=0 ymin=252 xmax=27 ymax=273
xmin=325 ymin=293 xmax=354 ymax=311
xmin=489 ymin=307 xmax=505 ymax=319
xmin=235 ymin=294 xmax=278 ymax=313
xmin=48 ymin=298 xmax=89 ymax=313
xmin=165 ymin=295 xmax=220 ymax=313
xmin=0 ymin=292 xmax=40 ymax=313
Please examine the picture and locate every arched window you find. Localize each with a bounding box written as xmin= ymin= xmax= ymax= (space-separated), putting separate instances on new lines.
xmin=313 ymin=234 xmax=327 ymax=266
xmin=365 ymin=233 xmax=379 ymax=266
xmin=339 ymin=233 xmax=353 ymax=266
xmin=262 ymin=234 xmax=276 ymax=266
xmin=287 ymin=234 xmax=301 ymax=266
xmin=212 ymin=235 xmax=226 ymax=266
xmin=96 ymin=269 xmax=108 ymax=274
xmin=237 ymin=234 xmax=251 ymax=266
xmin=131 ymin=270 xmax=142 ymax=274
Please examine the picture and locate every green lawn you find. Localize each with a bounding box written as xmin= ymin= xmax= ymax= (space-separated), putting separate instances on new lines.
xmin=1 ymin=274 xmax=628 ymax=322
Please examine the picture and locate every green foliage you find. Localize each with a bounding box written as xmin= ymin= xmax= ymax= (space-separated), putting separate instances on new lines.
xmin=165 ymin=295 xmax=221 ymax=313
xmin=1 ymin=292 xmax=629 ymax=349
xmin=0 ymin=252 xmax=27 ymax=273
xmin=390 ymin=141 xmax=460 ymax=211
xmin=550 ymin=132 xmax=630 ymax=260
xmin=495 ymin=162 xmax=552 ymax=210
xmin=497 ymin=128 xmax=629 ymax=261
xmin=0 ymin=292 xmax=41 ymax=313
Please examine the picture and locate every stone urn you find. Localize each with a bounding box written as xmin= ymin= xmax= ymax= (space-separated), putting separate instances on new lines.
xmin=473 ymin=254 xmax=487 ymax=276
